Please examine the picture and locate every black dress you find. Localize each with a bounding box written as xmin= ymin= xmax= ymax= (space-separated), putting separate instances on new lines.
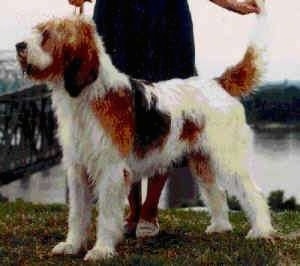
xmin=93 ymin=0 xmax=196 ymax=82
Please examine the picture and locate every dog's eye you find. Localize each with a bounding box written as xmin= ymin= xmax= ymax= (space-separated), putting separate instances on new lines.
xmin=41 ymin=30 xmax=50 ymax=46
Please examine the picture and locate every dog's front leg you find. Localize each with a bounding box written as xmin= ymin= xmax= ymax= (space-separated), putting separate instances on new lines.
xmin=84 ymin=163 xmax=127 ymax=261
xmin=52 ymin=164 xmax=93 ymax=255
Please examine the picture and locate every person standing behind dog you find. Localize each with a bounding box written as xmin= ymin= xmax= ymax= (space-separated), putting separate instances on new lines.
xmin=68 ymin=0 xmax=260 ymax=238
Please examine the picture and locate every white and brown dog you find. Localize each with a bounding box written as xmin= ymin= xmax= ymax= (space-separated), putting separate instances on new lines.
xmin=16 ymin=0 xmax=274 ymax=261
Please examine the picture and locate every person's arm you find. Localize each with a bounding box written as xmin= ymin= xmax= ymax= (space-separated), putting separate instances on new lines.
xmin=209 ymin=0 xmax=260 ymax=15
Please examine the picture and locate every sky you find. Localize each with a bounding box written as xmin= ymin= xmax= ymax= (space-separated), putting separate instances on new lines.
xmin=0 ymin=0 xmax=300 ymax=81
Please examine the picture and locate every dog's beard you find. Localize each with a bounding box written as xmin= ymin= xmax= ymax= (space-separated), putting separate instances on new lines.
xmin=25 ymin=64 xmax=34 ymax=76
xmin=18 ymin=58 xmax=40 ymax=78
xmin=17 ymin=54 xmax=32 ymax=76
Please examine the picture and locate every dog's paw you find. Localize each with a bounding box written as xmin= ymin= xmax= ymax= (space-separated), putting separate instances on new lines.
xmin=84 ymin=246 xmax=115 ymax=261
xmin=246 ymin=226 xmax=276 ymax=239
xmin=51 ymin=241 xmax=81 ymax=255
xmin=205 ymin=221 xmax=233 ymax=234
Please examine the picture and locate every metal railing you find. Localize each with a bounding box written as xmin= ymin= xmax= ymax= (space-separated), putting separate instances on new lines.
xmin=0 ymin=85 xmax=62 ymax=185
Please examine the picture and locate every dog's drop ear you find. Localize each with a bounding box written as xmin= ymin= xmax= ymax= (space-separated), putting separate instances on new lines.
xmin=64 ymin=55 xmax=99 ymax=97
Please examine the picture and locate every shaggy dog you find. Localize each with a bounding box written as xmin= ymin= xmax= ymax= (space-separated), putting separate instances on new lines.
xmin=16 ymin=0 xmax=274 ymax=261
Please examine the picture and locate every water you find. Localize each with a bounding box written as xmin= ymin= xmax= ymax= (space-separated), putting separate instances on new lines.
xmin=0 ymin=165 xmax=66 ymax=204
xmin=252 ymin=126 xmax=300 ymax=202
xmin=0 ymin=126 xmax=299 ymax=204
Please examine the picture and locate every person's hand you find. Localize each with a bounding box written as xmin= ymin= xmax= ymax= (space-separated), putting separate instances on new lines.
xmin=68 ymin=0 xmax=92 ymax=8
xmin=231 ymin=0 xmax=261 ymax=15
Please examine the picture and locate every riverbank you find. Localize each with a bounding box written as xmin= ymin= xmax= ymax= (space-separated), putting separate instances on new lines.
xmin=0 ymin=201 xmax=299 ymax=265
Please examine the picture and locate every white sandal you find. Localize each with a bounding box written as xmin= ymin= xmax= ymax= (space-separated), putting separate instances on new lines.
xmin=136 ymin=219 xmax=160 ymax=238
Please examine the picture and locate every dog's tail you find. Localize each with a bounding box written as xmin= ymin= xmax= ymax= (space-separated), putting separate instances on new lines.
xmin=216 ymin=0 xmax=267 ymax=97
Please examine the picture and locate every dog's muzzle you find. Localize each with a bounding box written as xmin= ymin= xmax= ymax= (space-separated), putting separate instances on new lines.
xmin=16 ymin=42 xmax=27 ymax=52
xmin=16 ymin=42 xmax=27 ymax=60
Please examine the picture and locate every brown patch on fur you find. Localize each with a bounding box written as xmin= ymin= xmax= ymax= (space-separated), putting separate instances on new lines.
xmin=30 ymin=18 xmax=99 ymax=87
xmin=217 ymin=47 xmax=261 ymax=97
xmin=91 ymin=89 xmax=134 ymax=157
xmin=188 ymin=152 xmax=214 ymax=184
xmin=180 ymin=119 xmax=203 ymax=144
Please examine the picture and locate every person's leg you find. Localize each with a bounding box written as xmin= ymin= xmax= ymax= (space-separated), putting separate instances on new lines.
xmin=124 ymin=181 xmax=142 ymax=236
xmin=136 ymin=173 xmax=168 ymax=238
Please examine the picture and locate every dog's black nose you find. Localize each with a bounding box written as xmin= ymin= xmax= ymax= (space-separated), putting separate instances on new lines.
xmin=16 ymin=42 xmax=27 ymax=52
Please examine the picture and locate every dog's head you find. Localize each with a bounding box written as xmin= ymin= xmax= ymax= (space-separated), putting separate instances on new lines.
xmin=16 ymin=17 xmax=99 ymax=97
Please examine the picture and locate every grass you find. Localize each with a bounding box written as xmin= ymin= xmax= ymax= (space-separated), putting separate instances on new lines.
xmin=0 ymin=201 xmax=299 ymax=265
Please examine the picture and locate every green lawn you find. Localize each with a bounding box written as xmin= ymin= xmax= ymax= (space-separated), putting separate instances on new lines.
xmin=0 ymin=201 xmax=299 ymax=265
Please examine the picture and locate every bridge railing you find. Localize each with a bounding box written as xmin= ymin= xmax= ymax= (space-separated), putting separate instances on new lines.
xmin=0 ymin=85 xmax=62 ymax=185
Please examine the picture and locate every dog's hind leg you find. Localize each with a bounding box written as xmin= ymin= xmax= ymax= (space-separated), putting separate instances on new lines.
xmin=189 ymin=153 xmax=232 ymax=233
xmin=84 ymin=163 xmax=127 ymax=261
xmin=226 ymin=169 xmax=275 ymax=239
xmin=52 ymin=165 xmax=93 ymax=255
xmin=215 ymin=125 xmax=275 ymax=239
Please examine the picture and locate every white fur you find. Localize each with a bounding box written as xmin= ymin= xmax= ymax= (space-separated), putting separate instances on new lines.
xmin=22 ymin=1 xmax=274 ymax=261
xmin=249 ymin=0 xmax=269 ymax=84
xmin=25 ymin=30 xmax=53 ymax=71
xmin=51 ymin=71 xmax=274 ymax=261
